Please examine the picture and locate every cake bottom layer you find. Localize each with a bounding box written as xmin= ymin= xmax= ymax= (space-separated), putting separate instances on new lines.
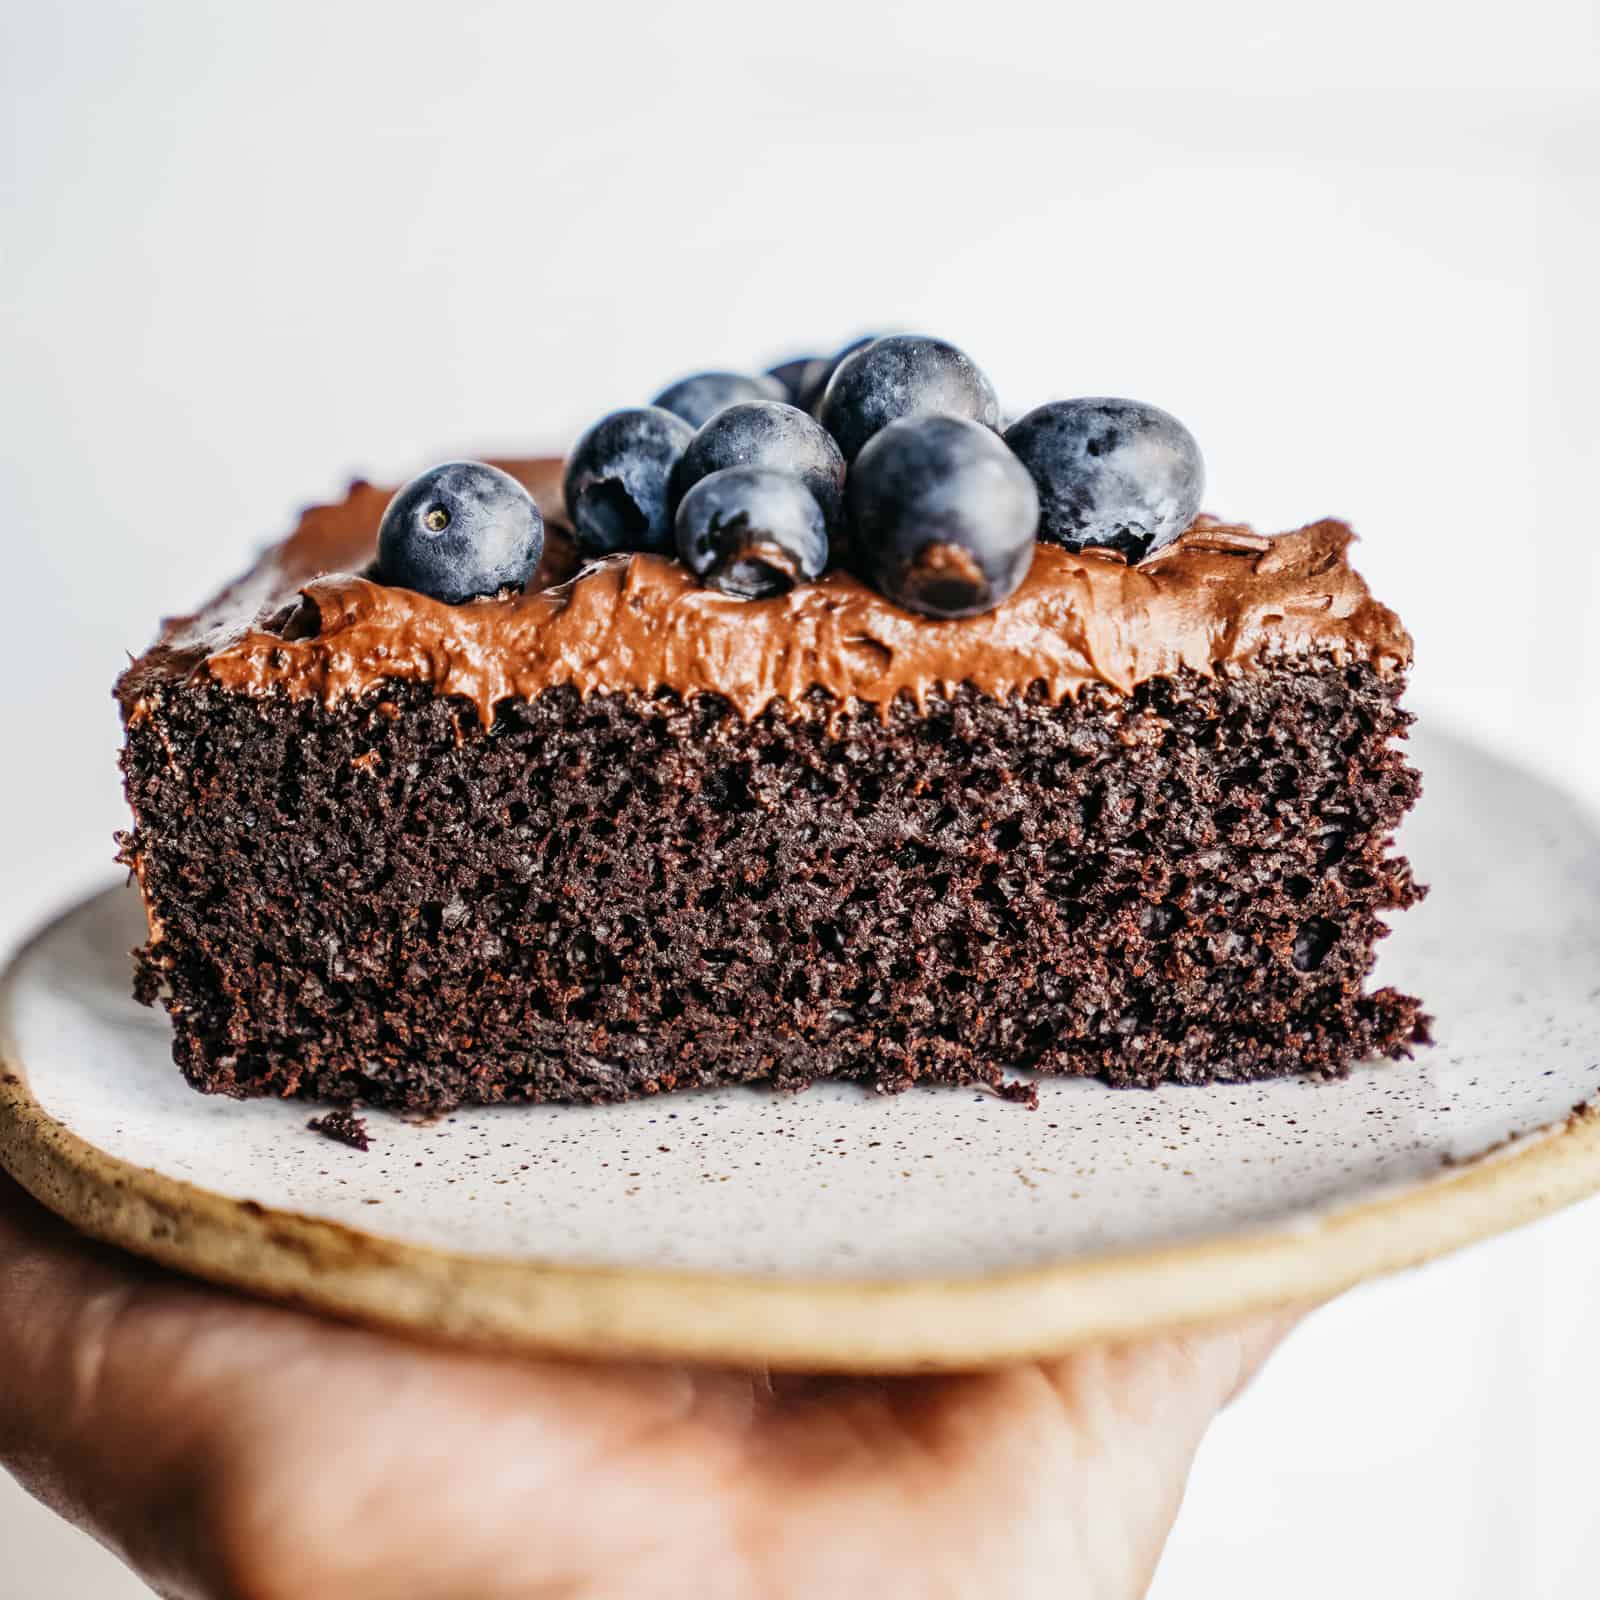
xmin=118 ymin=663 xmax=1428 ymax=1110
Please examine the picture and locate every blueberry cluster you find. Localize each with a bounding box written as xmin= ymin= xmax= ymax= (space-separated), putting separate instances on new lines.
xmin=377 ymin=336 xmax=1206 ymax=619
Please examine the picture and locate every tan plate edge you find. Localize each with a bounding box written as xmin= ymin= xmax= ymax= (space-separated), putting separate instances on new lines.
xmin=6 ymin=1052 xmax=1600 ymax=1372
xmin=4 ymin=922 xmax=1600 ymax=1372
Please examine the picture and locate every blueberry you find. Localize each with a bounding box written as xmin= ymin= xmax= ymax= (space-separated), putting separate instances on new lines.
xmin=650 ymin=370 xmax=785 ymax=429
xmin=376 ymin=461 xmax=544 ymax=604
xmin=564 ymin=406 xmax=695 ymax=556
xmin=1003 ymin=398 xmax=1204 ymax=560
xmin=847 ymin=414 xmax=1038 ymax=619
xmin=796 ymin=333 xmax=878 ymax=415
xmin=818 ymin=335 xmax=999 ymax=460
xmin=677 ymin=401 xmax=847 ymax=535
xmin=675 ymin=467 xmax=828 ymax=600
xmin=765 ymin=355 xmax=828 ymax=406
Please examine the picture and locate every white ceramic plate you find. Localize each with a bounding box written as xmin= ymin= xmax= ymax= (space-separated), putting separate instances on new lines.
xmin=3 ymin=728 xmax=1599 ymax=1371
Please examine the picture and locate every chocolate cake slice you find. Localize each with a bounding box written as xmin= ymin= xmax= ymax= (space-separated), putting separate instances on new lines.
xmin=115 ymin=457 xmax=1426 ymax=1111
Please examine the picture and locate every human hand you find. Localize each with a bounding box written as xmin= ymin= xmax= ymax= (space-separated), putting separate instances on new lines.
xmin=0 ymin=1171 xmax=1299 ymax=1599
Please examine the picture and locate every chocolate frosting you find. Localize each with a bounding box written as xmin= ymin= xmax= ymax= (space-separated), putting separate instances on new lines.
xmin=119 ymin=457 xmax=1412 ymax=724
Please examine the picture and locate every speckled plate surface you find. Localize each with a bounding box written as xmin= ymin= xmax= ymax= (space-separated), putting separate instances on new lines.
xmin=3 ymin=728 xmax=1599 ymax=1371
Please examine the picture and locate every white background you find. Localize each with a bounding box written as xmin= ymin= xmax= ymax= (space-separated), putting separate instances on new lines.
xmin=3 ymin=2 xmax=1598 ymax=1594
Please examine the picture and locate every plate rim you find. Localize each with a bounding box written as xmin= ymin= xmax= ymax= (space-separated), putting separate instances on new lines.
xmin=4 ymin=885 xmax=1600 ymax=1372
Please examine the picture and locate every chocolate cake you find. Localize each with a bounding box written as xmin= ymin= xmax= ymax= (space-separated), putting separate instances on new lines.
xmin=115 ymin=342 xmax=1427 ymax=1110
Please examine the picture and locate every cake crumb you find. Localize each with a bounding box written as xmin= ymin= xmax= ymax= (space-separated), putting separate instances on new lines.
xmin=309 ymin=1110 xmax=371 ymax=1151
